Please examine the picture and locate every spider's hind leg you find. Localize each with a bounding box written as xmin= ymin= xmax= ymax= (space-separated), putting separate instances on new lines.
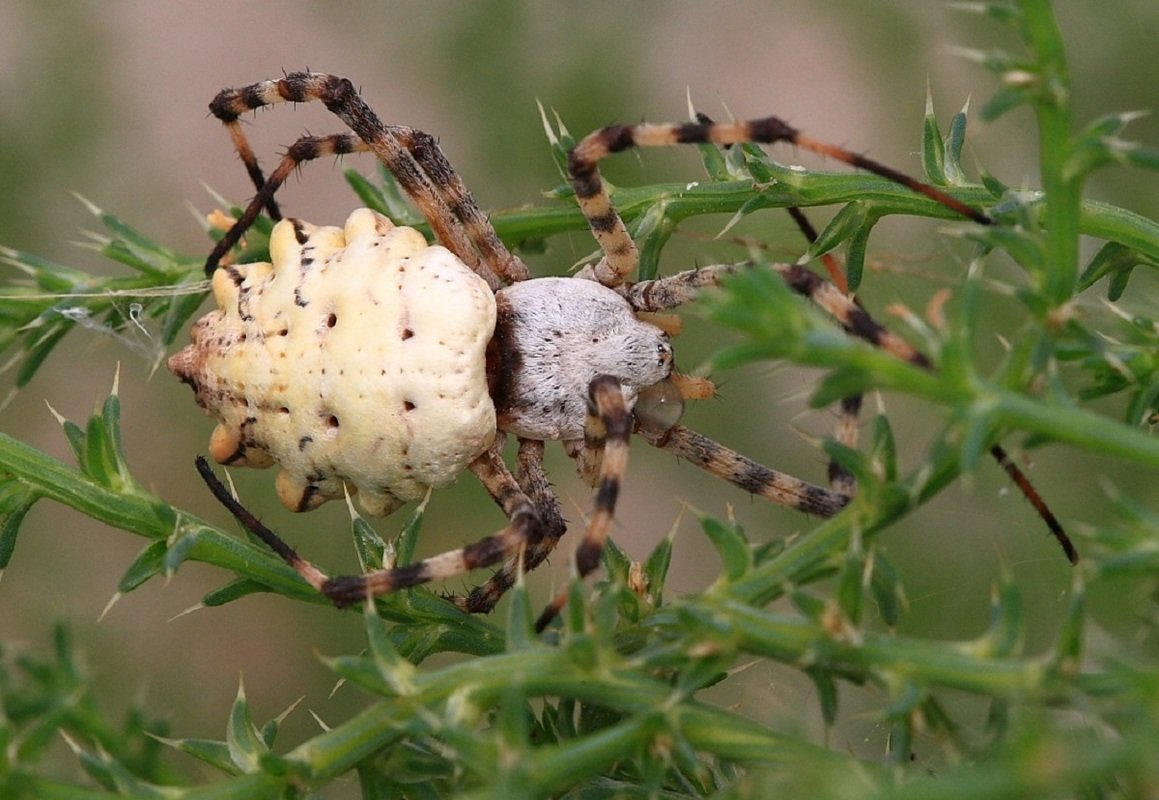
xmin=207 ymin=73 xmax=529 ymax=286
xmin=195 ymin=455 xmax=330 ymax=592
xmin=195 ymin=436 xmax=556 ymax=610
xmin=453 ymin=439 xmax=568 ymax=614
xmin=203 ymin=132 xmax=372 ymax=277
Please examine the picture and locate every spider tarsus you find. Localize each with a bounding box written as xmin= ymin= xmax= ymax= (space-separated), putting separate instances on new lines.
xmin=989 ymin=443 xmax=1078 ymax=564
xmin=534 ymin=589 xmax=569 ymax=633
xmin=195 ymin=455 xmax=310 ymax=573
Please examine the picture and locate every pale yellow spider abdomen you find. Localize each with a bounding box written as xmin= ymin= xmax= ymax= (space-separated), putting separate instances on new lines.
xmin=168 ymin=208 xmax=497 ymax=516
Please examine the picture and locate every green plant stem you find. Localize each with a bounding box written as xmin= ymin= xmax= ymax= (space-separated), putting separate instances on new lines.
xmin=1079 ymin=199 xmax=1159 ymax=261
xmin=0 ymin=431 xmax=312 ymax=600
xmin=681 ymin=599 xmax=1054 ymax=699
xmin=489 ymin=174 xmax=993 ymax=247
xmin=995 ymin=392 xmax=1159 ymax=465
xmin=1020 ymin=0 xmax=1080 ymax=302
xmin=291 ymin=647 xmax=846 ymax=789
xmin=7 ymin=781 xmax=147 ymax=800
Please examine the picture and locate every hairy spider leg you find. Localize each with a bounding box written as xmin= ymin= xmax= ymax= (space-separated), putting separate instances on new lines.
xmin=637 ymin=423 xmax=850 ymax=516
xmin=772 ymin=261 xmax=1077 ymax=564
xmin=196 ymin=434 xmax=549 ymax=606
xmin=454 ymin=439 xmax=568 ymax=615
xmin=566 ymin=114 xmax=991 ymax=287
xmin=620 ymin=258 xmax=1077 ymax=564
xmin=668 ymin=112 xmax=862 ymax=497
xmin=692 ymin=112 xmax=851 ymax=295
xmin=208 ymin=72 xmax=529 ymax=287
xmin=535 ymin=375 xmax=633 ymax=631
xmin=779 ymin=201 xmax=860 ymax=497
xmin=567 ymin=114 xmax=1074 ymax=565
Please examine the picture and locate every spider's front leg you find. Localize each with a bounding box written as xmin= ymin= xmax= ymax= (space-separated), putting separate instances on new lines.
xmin=630 ymin=258 xmax=1070 ymax=563
xmin=535 ymin=375 xmax=633 ymax=631
xmin=566 ymin=111 xmax=1076 ymax=565
xmin=637 ymin=423 xmax=851 ymax=518
xmin=540 ymin=374 xmax=853 ymax=630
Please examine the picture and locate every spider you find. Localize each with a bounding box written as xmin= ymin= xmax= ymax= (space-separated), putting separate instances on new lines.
xmin=170 ymin=72 xmax=1075 ymax=631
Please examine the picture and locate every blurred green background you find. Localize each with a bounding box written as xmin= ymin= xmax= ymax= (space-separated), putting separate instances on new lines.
xmin=2 ymin=0 xmax=1158 ymax=783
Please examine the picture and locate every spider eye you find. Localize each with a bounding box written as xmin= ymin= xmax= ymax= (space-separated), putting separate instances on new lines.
xmin=634 ymin=379 xmax=684 ymax=435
